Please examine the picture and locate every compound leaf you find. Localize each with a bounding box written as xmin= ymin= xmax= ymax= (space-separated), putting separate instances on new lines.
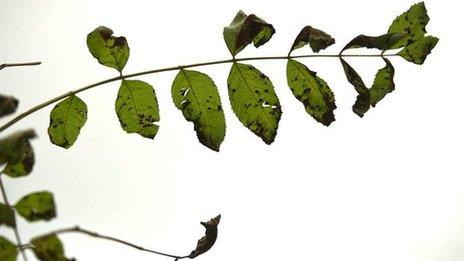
xmin=48 ymin=95 xmax=87 ymax=149
xmin=15 ymin=191 xmax=56 ymax=222
xmin=2 ymin=140 xmax=34 ymax=178
xmin=286 ymin=59 xmax=336 ymax=125
xmin=341 ymin=33 xmax=406 ymax=52
xmin=115 ymin=80 xmax=160 ymax=139
xmin=31 ymin=234 xmax=72 ymax=261
xmin=339 ymin=58 xmax=370 ymax=117
xmin=388 ymin=2 xmax=430 ymax=49
xmin=87 ymin=26 xmax=129 ymax=72
xmin=398 ymin=35 xmax=439 ymax=64
xmin=0 ymin=203 xmax=16 ymax=228
xmin=172 ymin=70 xmax=226 ymax=151
xmin=0 ymin=129 xmax=36 ymax=165
xmin=0 ymin=236 xmax=17 ymax=261
xmin=189 ymin=215 xmax=221 ymax=259
xmin=223 ymin=11 xmax=275 ymax=56
xmin=290 ymin=26 xmax=335 ymax=53
xmin=370 ymin=58 xmax=395 ymax=107
xmin=227 ymin=63 xmax=281 ymax=144
xmin=0 ymin=95 xmax=19 ymax=119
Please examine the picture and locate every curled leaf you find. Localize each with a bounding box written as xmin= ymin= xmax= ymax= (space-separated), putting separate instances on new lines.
xmin=341 ymin=33 xmax=405 ymax=53
xmin=0 ymin=236 xmax=17 ymax=261
xmin=0 ymin=95 xmax=19 ymax=118
xmin=398 ymin=36 xmax=438 ymax=64
xmin=31 ymin=234 xmax=73 ymax=261
xmin=339 ymin=58 xmax=370 ymax=117
xmin=370 ymin=58 xmax=395 ymax=107
xmin=189 ymin=215 xmax=221 ymax=259
xmin=223 ymin=10 xmax=275 ymax=56
xmin=290 ymin=26 xmax=335 ymax=54
xmin=3 ymin=140 xmax=34 ymax=178
xmin=15 ymin=191 xmax=56 ymax=222
xmin=87 ymin=26 xmax=130 ymax=72
xmin=0 ymin=203 xmax=16 ymax=228
xmin=0 ymin=129 xmax=36 ymax=165
xmin=388 ymin=2 xmax=429 ymax=48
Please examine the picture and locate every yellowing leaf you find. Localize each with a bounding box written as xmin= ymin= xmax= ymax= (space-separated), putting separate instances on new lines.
xmin=388 ymin=2 xmax=430 ymax=48
xmin=0 ymin=236 xmax=17 ymax=261
xmin=0 ymin=129 xmax=36 ymax=165
xmin=87 ymin=26 xmax=129 ymax=72
xmin=15 ymin=191 xmax=56 ymax=222
xmin=31 ymin=234 xmax=72 ymax=261
xmin=2 ymin=140 xmax=34 ymax=178
xmin=398 ymin=36 xmax=439 ymax=64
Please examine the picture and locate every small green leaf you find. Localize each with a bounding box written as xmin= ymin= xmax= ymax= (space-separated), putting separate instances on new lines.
xmin=0 ymin=203 xmax=16 ymax=228
xmin=227 ymin=63 xmax=281 ymax=144
xmin=0 ymin=129 xmax=36 ymax=165
xmin=0 ymin=236 xmax=17 ymax=261
xmin=15 ymin=191 xmax=56 ymax=222
xmin=87 ymin=26 xmax=130 ymax=72
xmin=172 ymin=70 xmax=226 ymax=151
xmin=115 ymin=80 xmax=160 ymax=139
xmin=289 ymin=26 xmax=335 ymax=54
xmin=48 ymin=95 xmax=87 ymax=149
xmin=223 ymin=11 xmax=275 ymax=56
xmin=3 ymin=140 xmax=34 ymax=178
xmin=341 ymin=33 xmax=406 ymax=52
xmin=339 ymin=58 xmax=370 ymax=117
xmin=189 ymin=215 xmax=221 ymax=259
xmin=0 ymin=95 xmax=19 ymax=118
xmin=286 ymin=59 xmax=336 ymax=125
xmin=388 ymin=2 xmax=430 ymax=48
xmin=31 ymin=234 xmax=71 ymax=261
xmin=398 ymin=36 xmax=439 ymax=64
xmin=370 ymin=58 xmax=395 ymax=107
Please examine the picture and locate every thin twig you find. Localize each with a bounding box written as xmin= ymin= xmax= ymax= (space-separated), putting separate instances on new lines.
xmin=0 ymin=53 xmax=398 ymax=133
xmin=0 ymin=62 xmax=41 ymax=71
xmin=0 ymin=175 xmax=29 ymax=261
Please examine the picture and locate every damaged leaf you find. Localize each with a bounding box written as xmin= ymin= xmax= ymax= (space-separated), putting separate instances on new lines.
xmin=2 ymin=140 xmax=34 ymax=178
xmin=398 ymin=35 xmax=438 ymax=64
xmin=339 ymin=58 xmax=370 ymax=117
xmin=48 ymin=95 xmax=87 ymax=149
xmin=31 ymin=234 xmax=72 ymax=261
xmin=223 ymin=10 xmax=275 ymax=56
xmin=286 ymin=59 xmax=336 ymax=125
xmin=341 ymin=33 xmax=406 ymax=52
xmin=290 ymin=26 xmax=335 ymax=54
xmin=87 ymin=26 xmax=130 ymax=72
xmin=115 ymin=80 xmax=160 ymax=139
xmin=0 ymin=129 xmax=36 ymax=165
xmin=0 ymin=236 xmax=17 ymax=261
xmin=0 ymin=203 xmax=16 ymax=228
xmin=0 ymin=95 xmax=19 ymax=118
xmin=370 ymin=58 xmax=395 ymax=107
xmin=227 ymin=63 xmax=281 ymax=144
xmin=172 ymin=70 xmax=226 ymax=151
xmin=15 ymin=191 xmax=56 ymax=222
xmin=189 ymin=215 xmax=221 ymax=259
xmin=388 ymin=2 xmax=430 ymax=49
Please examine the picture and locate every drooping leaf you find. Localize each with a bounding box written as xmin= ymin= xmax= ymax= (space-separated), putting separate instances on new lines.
xmin=48 ymin=95 xmax=87 ymax=149
xmin=339 ymin=58 xmax=370 ymax=117
xmin=0 ymin=95 xmax=19 ymax=118
xmin=3 ymin=140 xmax=34 ymax=178
xmin=87 ymin=26 xmax=130 ymax=72
xmin=370 ymin=58 xmax=395 ymax=107
xmin=15 ymin=191 xmax=56 ymax=222
xmin=286 ymin=59 xmax=336 ymax=125
xmin=223 ymin=11 xmax=275 ymax=56
xmin=172 ymin=70 xmax=226 ymax=151
xmin=31 ymin=234 xmax=72 ymax=261
xmin=388 ymin=2 xmax=430 ymax=48
xmin=0 ymin=129 xmax=36 ymax=165
xmin=0 ymin=203 xmax=16 ymax=228
xmin=398 ymin=36 xmax=439 ymax=64
xmin=227 ymin=63 xmax=281 ymax=144
xmin=341 ymin=33 xmax=406 ymax=52
xmin=0 ymin=236 xmax=17 ymax=261
xmin=189 ymin=215 xmax=221 ymax=259
xmin=289 ymin=26 xmax=335 ymax=54
xmin=115 ymin=80 xmax=160 ymax=139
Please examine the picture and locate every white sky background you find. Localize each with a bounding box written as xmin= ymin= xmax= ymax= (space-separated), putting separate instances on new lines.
xmin=1 ymin=0 xmax=463 ymax=260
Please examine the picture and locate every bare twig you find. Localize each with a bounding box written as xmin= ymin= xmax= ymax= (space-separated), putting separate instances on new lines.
xmin=0 ymin=62 xmax=41 ymax=71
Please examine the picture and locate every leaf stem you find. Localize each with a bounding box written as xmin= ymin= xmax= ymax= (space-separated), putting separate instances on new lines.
xmin=0 ymin=62 xmax=41 ymax=71
xmin=0 ymin=53 xmax=397 ymax=133
xmin=0 ymin=174 xmax=29 ymax=261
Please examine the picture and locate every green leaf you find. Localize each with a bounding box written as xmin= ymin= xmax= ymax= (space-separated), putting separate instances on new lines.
xmin=0 ymin=95 xmax=19 ymax=119
xmin=289 ymin=26 xmax=335 ymax=54
xmin=223 ymin=10 xmax=275 ymax=56
xmin=87 ymin=26 xmax=130 ymax=72
xmin=0 ymin=236 xmax=17 ymax=261
xmin=189 ymin=215 xmax=221 ymax=259
xmin=398 ymin=36 xmax=439 ymax=64
xmin=15 ymin=191 xmax=56 ymax=222
xmin=370 ymin=58 xmax=395 ymax=107
xmin=388 ymin=2 xmax=430 ymax=48
xmin=115 ymin=80 xmax=160 ymax=139
xmin=339 ymin=58 xmax=370 ymax=117
xmin=3 ymin=140 xmax=34 ymax=178
xmin=286 ymin=59 xmax=336 ymax=126
xmin=0 ymin=129 xmax=36 ymax=165
xmin=172 ymin=70 xmax=226 ymax=151
xmin=227 ymin=63 xmax=281 ymax=144
xmin=48 ymin=95 xmax=87 ymax=149
xmin=0 ymin=203 xmax=16 ymax=228
xmin=341 ymin=33 xmax=406 ymax=52
xmin=31 ymin=234 xmax=71 ymax=261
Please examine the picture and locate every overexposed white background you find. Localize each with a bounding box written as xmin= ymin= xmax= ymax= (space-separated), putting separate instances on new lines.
xmin=1 ymin=0 xmax=463 ymax=260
